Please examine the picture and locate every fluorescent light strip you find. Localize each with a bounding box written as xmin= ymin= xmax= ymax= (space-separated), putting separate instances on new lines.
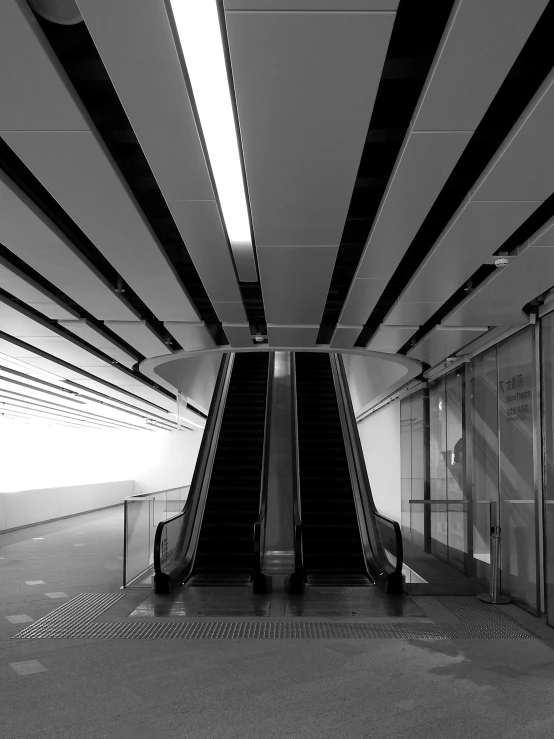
xmin=0 ymin=397 xmax=122 ymax=428
xmin=170 ymin=0 xmax=257 ymax=282
xmin=0 ymin=392 xmax=151 ymax=432
xmin=0 ymin=405 xmax=115 ymax=431
xmin=0 ymin=362 xmax=174 ymax=425
xmin=0 ymin=410 xmax=90 ymax=431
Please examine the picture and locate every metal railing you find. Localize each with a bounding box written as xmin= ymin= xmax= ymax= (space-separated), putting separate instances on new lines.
xmin=331 ymin=353 xmax=404 ymax=593
xmin=252 ymin=352 xmax=275 ymax=593
xmin=153 ymin=353 xmax=234 ymax=593
xmin=286 ymin=351 xmax=305 ymax=593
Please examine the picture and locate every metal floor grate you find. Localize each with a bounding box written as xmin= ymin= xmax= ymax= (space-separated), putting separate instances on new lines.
xmin=12 ymin=593 xmax=537 ymax=640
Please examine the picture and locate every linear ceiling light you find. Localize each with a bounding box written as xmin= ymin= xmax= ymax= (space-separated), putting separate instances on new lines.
xmin=169 ymin=0 xmax=257 ymax=282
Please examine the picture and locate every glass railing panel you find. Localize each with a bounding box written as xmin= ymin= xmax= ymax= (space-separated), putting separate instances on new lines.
xmin=123 ymin=486 xmax=190 ymax=587
xmin=124 ymin=497 xmax=153 ymax=587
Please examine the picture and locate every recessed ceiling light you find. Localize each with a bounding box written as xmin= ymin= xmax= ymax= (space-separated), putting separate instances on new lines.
xmin=169 ymin=0 xmax=257 ymax=282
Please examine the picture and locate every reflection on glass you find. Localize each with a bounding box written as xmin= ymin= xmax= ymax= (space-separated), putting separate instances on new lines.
xmin=541 ymin=312 xmax=554 ymax=626
xmin=429 ymin=377 xmax=448 ymax=561
xmin=471 ymin=347 xmax=498 ymax=585
xmin=446 ymin=369 xmax=466 ymax=571
xmin=498 ymin=328 xmax=536 ymax=610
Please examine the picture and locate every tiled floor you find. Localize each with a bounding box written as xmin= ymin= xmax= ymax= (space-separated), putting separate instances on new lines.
xmin=2 ymin=507 xmax=554 ymax=739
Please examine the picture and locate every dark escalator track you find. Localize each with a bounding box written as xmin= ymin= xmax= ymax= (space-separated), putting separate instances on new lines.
xmin=188 ymin=352 xmax=270 ymax=586
xmin=295 ymin=352 xmax=370 ymax=586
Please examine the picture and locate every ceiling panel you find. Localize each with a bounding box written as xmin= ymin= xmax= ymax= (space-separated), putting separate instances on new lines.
xmin=8 ymin=356 xmax=84 ymax=380
xmin=221 ymin=324 xmax=253 ymax=348
xmin=162 ymin=323 xmax=215 ymax=352
xmin=330 ymin=326 xmax=364 ymax=350
xmin=257 ymin=247 xmax=338 ymax=324
xmin=472 ymin=75 xmax=554 ymax=201
xmin=453 ymin=326 xmax=509 ymax=356
xmin=76 ymin=0 xmax=212 ymax=201
xmin=224 ymin=1 xmax=399 ymax=8
xmin=413 ymin=0 xmax=549 ymax=131
xmin=2 ymin=131 xmax=199 ymax=322
xmin=442 ymin=245 xmax=554 ymax=327
xmin=104 ymin=321 xmax=172 ymax=358
xmin=267 ymin=325 xmax=319 ymax=347
xmin=338 ymin=278 xmax=387 ymax=326
xmin=23 ymin=336 xmax=113 ymax=368
xmin=0 ymin=301 xmax=58 ymax=338
xmin=77 ymin=0 xmax=254 ymax=288
xmin=168 ymin=201 xmax=242 ymax=303
xmin=345 ymin=1 xmax=547 ymax=330
xmin=384 ymin=303 xmax=442 ymax=326
xmin=0 ymin=261 xmax=78 ymax=321
xmin=58 ymin=319 xmax=138 ymax=369
xmin=0 ymin=172 xmax=138 ymax=321
xmin=226 ymin=9 xmax=394 ymax=247
xmin=366 ymin=325 xmax=419 ymax=353
xmin=355 ymin=132 xmax=472 ymax=279
xmin=385 ymin=200 xmax=541 ymax=325
xmin=212 ymin=302 xmax=248 ymax=324
xmin=408 ymin=327 xmax=488 ymax=366
xmin=0 ymin=0 xmax=89 ymax=131
xmin=528 ymin=214 xmax=554 ymax=246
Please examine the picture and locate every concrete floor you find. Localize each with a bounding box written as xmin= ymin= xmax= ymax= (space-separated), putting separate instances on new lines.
xmin=2 ymin=506 xmax=554 ymax=739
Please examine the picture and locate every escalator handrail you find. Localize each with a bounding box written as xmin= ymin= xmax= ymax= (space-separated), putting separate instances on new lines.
xmin=290 ymin=352 xmax=304 ymax=582
xmin=253 ymin=352 xmax=275 ymax=578
xmin=153 ymin=352 xmax=234 ymax=585
xmin=331 ymin=353 xmax=404 ymax=585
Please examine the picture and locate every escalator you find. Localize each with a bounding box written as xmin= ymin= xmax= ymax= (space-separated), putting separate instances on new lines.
xmin=153 ymin=352 xmax=271 ymax=592
xmin=292 ymin=352 xmax=404 ymax=592
xmin=295 ymin=352 xmax=369 ymax=585
xmin=190 ymin=352 xmax=270 ymax=585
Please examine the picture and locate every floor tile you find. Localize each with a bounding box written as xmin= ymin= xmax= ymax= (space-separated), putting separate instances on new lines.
xmin=10 ymin=660 xmax=47 ymax=675
xmin=5 ymin=614 xmax=34 ymax=624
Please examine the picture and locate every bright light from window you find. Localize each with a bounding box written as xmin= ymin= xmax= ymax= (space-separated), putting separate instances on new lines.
xmin=170 ymin=0 xmax=257 ymax=282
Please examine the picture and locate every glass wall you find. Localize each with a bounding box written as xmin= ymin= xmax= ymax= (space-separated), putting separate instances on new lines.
xmin=400 ymin=391 xmax=426 ymax=549
xmin=400 ymin=324 xmax=545 ymax=615
xmin=428 ymin=369 xmax=467 ymax=570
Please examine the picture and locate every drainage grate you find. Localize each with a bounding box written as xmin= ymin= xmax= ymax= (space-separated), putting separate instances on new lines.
xmin=12 ymin=593 xmax=537 ymax=640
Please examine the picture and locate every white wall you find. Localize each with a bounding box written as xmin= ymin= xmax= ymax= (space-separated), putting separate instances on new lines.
xmin=0 ymin=417 xmax=203 ymax=494
xmin=130 ymin=429 xmax=203 ymax=495
xmin=0 ymin=417 xmax=204 ymax=530
xmin=357 ymin=400 xmax=401 ymax=524
xmin=0 ymin=480 xmax=133 ymax=532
